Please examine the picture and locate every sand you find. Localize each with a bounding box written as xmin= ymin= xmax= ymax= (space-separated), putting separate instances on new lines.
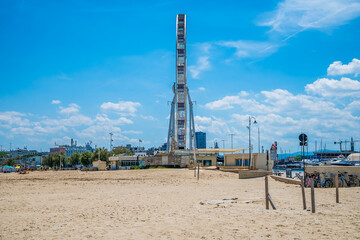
xmin=0 ymin=169 xmax=359 ymax=240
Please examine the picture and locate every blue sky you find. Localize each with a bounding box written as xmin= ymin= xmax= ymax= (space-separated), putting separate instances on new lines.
xmin=1 ymin=0 xmax=360 ymax=153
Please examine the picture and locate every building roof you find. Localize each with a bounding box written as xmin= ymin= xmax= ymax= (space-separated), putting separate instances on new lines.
xmin=196 ymin=148 xmax=247 ymax=153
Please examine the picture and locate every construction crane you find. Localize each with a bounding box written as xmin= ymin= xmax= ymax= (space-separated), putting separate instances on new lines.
xmin=334 ymin=140 xmax=343 ymax=152
xmin=335 ymin=138 xmax=360 ymax=152
xmin=350 ymin=137 xmax=360 ymax=152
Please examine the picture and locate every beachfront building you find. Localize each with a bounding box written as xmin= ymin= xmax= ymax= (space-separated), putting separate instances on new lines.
xmin=65 ymin=142 xmax=94 ymax=157
xmin=22 ymin=156 xmax=42 ymax=165
xmin=92 ymin=161 xmax=107 ymax=171
xmin=8 ymin=148 xmax=38 ymax=158
xmin=224 ymin=152 xmax=273 ymax=171
xmin=50 ymin=147 xmax=65 ymax=155
xmin=196 ymin=154 xmax=218 ymax=166
xmin=49 ymin=139 xmax=94 ymax=157
xmin=109 ymin=155 xmax=146 ymax=170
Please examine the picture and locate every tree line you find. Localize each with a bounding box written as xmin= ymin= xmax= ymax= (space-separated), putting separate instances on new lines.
xmin=41 ymin=147 xmax=134 ymax=168
xmin=1 ymin=147 xmax=134 ymax=167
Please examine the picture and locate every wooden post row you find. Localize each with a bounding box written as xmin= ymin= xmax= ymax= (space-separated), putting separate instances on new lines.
xmin=335 ymin=174 xmax=339 ymax=203
xmin=197 ymin=161 xmax=200 ymax=181
xmin=311 ymin=177 xmax=315 ymax=213
xmin=301 ymin=176 xmax=306 ymax=210
xmin=265 ymin=175 xmax=269 ymax=210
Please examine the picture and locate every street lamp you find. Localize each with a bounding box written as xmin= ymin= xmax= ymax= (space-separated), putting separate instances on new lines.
xmin=247 ymin=116 xmax=257 ymax=169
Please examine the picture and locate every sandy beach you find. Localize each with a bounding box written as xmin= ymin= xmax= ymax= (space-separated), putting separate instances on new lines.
xmin=0 ymin=169 xmax=359 ymax=240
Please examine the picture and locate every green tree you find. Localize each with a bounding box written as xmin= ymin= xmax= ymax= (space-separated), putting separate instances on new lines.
xmin=294 ymin=155 xmax=302 ymax=161
xmin=91 ymin=149 xmax=101 ymax=163
xmin=70 ymin=152 xmax=80 ymax=166
xmin=80 ymin=151 xmax=91 ymax=166
xmin=0 ymin=151 xmax=8 ymax=159
xmin=42 ymin=155 xmax=54 ymax=167
xmin=101 ymin=149 xmax=111 ymax=165
xmin=53 ymin=153 xmax=61 ymax=168
xmin=59 ymin=152 xmax=67 ymax=167
xmin=3 ymin=158 xmax=15 ymax=166
xmin=112 ymin=147 xmax=133 ymax=156
xmin=91 ymin=149 xmax=111 ymax=164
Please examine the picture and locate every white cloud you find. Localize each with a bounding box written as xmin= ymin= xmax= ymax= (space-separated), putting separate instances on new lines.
xmin=41 ymin=114 xmax=93 ymax=127
xmin=95 ymin=113 xmax=133 ymax=125
xmin=63 ymin=115 xmax=93 ymax=127
xmin=198 ymin=87 xmax=206 ymax=91
xmin=188 ymin=43 xmax=211 ymax=79
xmin=140 ymin=115 xmax=156 ymax=121
xmin=32 ymin=124 xmax=67 ymax=134
xmin=195 ymin=115 xmax=231 ymax=135
xmin=200 ymin=70 xmax=360 ymax=150
xmin=11 ymin=127 xmax=35 ymax=135
xmin=51 ymin=100 xmax=61 ymax=104
xmin=75 ymin=125 xmax=122 ymax=139
xmin=239 ymin=91 xmax=249 ymax=97
xmin=261 ymin=89 xmax=348 ymax=118
xmin=217 ymin=40 xmax=280 ymax=59
xmin=101 ymin=101 xmax=141 ymax=116
xmin=305 ymin=77 xmax=360 ymax=97
xmin=189 ymin=56 xmax=210 ymax=79
xmin=59 ymin=103 xmax=80 ymax=114
xmin=122 ymin=130 xmax=142 ymax=134
xmin=346 ymin=100 xmax=360 ymax=112
xmin=205 ymin=96 xmax=242 ymax=110
xmin=259 ymin=0 xmax=360 ymax=36
xmin=327 ymin=58 xmax=360 ymax=76
xmin=195 ymin=116 xmax=212 ymax=125
xmin=0 ymin=111 xmax=31 ymax=128
xmin=204 ymin=94 xmax=269 ymax=113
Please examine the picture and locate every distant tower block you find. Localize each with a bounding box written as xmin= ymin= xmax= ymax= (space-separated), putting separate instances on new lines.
xmin=167 ymin=14 xmax=196 ymax=151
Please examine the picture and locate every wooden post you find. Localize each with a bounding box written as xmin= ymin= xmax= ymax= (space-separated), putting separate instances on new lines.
xmin=265 ymin=175 xmax=269 ymax=210
xmin=267 ymin=193 xmax=277 ymax=210
xmin=194 ymin=161 xmax=196 ymax=177
xmin=197 ymin=161 xmax=200 ymax=181
xmin=335 ymin=174 xmax=339 ymax=203
xmin=311 ymin=177 xmax=315 ymax=213
xmin=242 ymin=150 xmax=244 ymax=167
xmin=266 ymin=150 xmax=269 ymax=171
xmin=301 ymin=176 xmax=306 ymax=210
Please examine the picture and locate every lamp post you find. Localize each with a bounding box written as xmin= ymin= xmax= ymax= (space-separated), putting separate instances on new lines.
xmin=229 ymin=134 xmax=235 ymax=150
xmin=258 ymin=127 xmax=260 ymax=154
xmin=247 ymin=116 xmax=257 ymax=169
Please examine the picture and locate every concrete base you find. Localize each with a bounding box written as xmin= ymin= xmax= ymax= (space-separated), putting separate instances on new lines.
xmin=305 ymin=166 xmax=360 ymax=176
xmin=238 ymin=170 xmax=272 ymax=179
xmin=271 ymin=175 xmax=301 ymax=185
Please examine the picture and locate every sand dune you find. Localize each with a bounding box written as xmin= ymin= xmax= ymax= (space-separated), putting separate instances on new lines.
xmin=1 ymin=169 xmax=359 ymax=239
